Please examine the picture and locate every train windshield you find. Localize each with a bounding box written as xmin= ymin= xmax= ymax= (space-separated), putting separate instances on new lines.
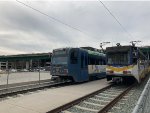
xmin=107 ymin=52 xmax=130 ymax=65
xmin=51 ymin=56 xmax=68 ymax=65
xmin=51 ymin=49 xmax=68 ymax=65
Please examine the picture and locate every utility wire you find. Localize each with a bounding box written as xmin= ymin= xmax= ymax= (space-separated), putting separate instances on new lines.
xmin=16 ymin=0 xmax=103 ymax=48
xmin=98 ymin=0 xmax=134 ymax=40
xmin=16 ymin=0 xmax=91 ymax=38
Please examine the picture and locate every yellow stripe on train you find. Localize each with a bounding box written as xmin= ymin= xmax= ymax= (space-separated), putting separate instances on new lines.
xmin=106 ymin=65 xmax=134 ymax=72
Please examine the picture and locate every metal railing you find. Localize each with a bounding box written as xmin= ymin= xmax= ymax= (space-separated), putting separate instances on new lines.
xmin=0 ymin=60 xmax=51 ymax=88
xmin=132 ymin=76 xmax=150 ymax=113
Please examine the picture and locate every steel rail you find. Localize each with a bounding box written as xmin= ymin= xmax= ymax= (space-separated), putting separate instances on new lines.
xmin=0 ymin=79 xmax=51 ymax=89
xmin=98 ymin=83 xmax=136 ymax=113
xmin=47 ymin=83 xmax=135 ymax=113
xmin=0 ymin=80 xmax=71 ymax=98
xmin=46 ymin=84 xmax=112 ymax=113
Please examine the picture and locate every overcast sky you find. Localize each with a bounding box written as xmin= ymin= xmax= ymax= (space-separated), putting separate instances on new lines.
xmin=0 ymin=0 xmax=150 ymax=55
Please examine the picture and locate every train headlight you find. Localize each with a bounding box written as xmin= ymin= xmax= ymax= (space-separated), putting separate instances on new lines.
xmin=107 ymin=70 xmax=114 ymax=74
xmin=123 ymin=71 xmax=131 ymax=74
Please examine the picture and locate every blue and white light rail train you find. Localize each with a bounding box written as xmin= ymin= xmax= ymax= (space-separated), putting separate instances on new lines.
xmin=50 ymin=47 xmax=106 ymax=82
xmin=106 ymin=45 xmax=150 ymax=83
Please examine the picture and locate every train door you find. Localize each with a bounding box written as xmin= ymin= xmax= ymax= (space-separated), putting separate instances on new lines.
xmin=69 ymin=49 xmax=80 ymax=82
xmin=80 ymin=51 xmax=88 ymax=82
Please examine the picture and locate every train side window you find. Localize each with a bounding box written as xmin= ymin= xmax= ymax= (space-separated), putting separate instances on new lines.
xmin=133 ymin=58 xmax=137 ymax=64
xmin=91 ymin=57 xmax=95 ymax=65
xmin=91 ymin=57 xmax=93 ymax=65
xmin=96 ymin=59 xmax=99 ymax=65
xmin=70 ymin=50 xmax=78 ymax=64
xmin=103 ymin=60 xmax=106 ymax=65
xmin=100 ymin=59 xmax=102 ymax=65
xmin=81 ymin=53 xmax=84 ymax=68
xmin=88 ymin=56 xmax=90 ymax=65
xmin=88 ymin=56 xmax=99 ymax=65
xmin=85 ymin=54 xmax=88 ymax=67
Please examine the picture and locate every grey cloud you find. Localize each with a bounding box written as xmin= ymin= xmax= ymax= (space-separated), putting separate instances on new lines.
xmin=0 ymin=1 xmax=150 ymax=55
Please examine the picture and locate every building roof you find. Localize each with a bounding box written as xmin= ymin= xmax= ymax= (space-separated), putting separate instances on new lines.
xmin=0 ymin=53 xmax=51 ymax=61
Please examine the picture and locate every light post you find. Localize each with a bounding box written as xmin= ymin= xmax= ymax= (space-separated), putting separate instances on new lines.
xmin=38 ymin=60 xmax=41 ymax=85
xmin=6 ymin=61 xmax=9 ymax=89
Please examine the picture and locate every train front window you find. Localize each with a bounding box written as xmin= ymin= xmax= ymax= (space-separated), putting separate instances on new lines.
xmin=52 ymin=56 xmax=68 ymax=65
xmin=107 ymin=52 xmax=130 ymax=65
xmin=52 ymin=49 xmax=68 ymax=65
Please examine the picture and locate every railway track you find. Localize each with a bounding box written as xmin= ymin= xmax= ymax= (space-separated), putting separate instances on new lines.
xmin=0 ymin=79 xmax=51 ymax=89
xmin=47 ymin=83 xmax=135 ymax=113
xmin=0 ymin=79 xmax=71 ymax=98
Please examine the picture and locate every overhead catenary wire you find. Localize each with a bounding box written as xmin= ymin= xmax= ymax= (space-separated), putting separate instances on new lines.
xmin=16 ymin=0 xmax=97 ymax=40
xmin=98 ymin=0 xmax=134 ymax=40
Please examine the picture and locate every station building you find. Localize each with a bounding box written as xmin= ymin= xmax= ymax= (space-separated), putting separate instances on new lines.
xmin=0 ymin=53 xmax=51 ymax=71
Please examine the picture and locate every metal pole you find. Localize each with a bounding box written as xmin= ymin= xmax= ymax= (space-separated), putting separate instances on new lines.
xmin=6 ymin=61 xmax=9 ymax=89
xmin=38 ymin=60 xmax=41 ymax=85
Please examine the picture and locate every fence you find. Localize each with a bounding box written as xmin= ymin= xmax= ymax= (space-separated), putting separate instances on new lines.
xmin=0 ymin=60 xmax=51 ymax=87
xmin=132 ymin=76 xmax=150 ymax=113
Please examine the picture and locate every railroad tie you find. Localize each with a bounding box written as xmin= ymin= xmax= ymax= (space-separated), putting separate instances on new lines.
xmin=74 ymin=105 xmax=98 ymax=112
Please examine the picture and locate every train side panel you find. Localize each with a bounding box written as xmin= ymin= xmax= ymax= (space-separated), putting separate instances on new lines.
xmin=88 ymin=65 xmax=106 ymax=78
xmin=106 ymin=62 xmax=149 ymax=83
xmin=51 ymin=47 xmax=106 ymax=83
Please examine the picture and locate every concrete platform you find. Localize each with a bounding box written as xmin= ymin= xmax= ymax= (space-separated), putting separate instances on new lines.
xmin=0 ymin=78 xmax=109 ymax=113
